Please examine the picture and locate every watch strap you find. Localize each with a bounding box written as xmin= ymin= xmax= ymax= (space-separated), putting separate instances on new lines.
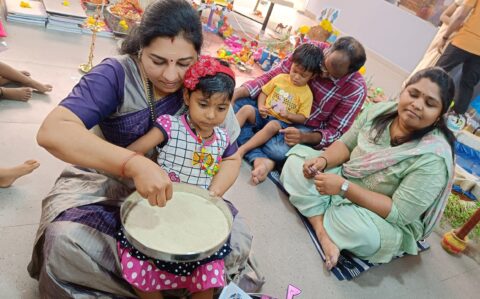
xmin=339 ymin=180 xmax=350 ymax=197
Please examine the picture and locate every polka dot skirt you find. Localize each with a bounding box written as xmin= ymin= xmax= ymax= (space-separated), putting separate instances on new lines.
xmin=118 ymin=244 xmax=226 ymax=293
xmin=116 ymin=229 xmax=231 ymax=276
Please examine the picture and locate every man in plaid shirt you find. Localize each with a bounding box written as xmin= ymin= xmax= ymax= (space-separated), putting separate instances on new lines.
xmin=233 ymin=37 xmax=367 ymax=184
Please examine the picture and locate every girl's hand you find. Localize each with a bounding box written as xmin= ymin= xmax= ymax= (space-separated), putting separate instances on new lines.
xmin=303 ymin=156 xmax=327 ymax=178
xmin=126 ymin=156 xmax=173 ymax=207
xmin=209 ymin=189 xmax=221 ymax=198
xmin=314 ymin=173 xmax=344 ymax=196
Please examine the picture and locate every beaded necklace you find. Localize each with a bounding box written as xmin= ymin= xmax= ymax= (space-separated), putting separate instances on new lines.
xmin=139 ymin=60 xmax=156 ymax=126
xmin=186 ymin=114 xmax=222 ymax=176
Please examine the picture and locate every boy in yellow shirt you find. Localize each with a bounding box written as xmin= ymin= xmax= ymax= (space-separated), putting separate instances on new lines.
xmin=236 ymin=44 xmax=323 ymax=157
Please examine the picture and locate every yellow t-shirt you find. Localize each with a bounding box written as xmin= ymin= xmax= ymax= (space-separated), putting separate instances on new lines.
xmin=452 ymin=0 xmax=480 ymax=56
xmin=261 ymin=74 xmax=313 ymax=124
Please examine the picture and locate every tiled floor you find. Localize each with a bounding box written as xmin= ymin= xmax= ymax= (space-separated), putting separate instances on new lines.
xmin=1 ymin=7 xmax=480 ymax=299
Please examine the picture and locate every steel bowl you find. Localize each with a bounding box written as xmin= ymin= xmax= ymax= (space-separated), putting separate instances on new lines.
xmin=120 ymin=183 xmax=233 ymax=262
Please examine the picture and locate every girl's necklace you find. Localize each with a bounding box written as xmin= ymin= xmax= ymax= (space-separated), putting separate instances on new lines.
xmin=187 ymin=114 xmax=222 ymax=176
xmin=186 ymin=114 xmax=214 ymax=140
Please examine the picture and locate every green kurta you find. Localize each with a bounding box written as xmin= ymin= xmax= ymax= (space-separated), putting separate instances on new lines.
xmin=281 ymin=101 xmax=450 ymax=263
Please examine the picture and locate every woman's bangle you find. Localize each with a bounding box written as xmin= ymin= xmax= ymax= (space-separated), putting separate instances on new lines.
xmin=318 ymin=156 xmax=328 ymax=172
xmin=121 ymin=152 xmax=140 ymax=177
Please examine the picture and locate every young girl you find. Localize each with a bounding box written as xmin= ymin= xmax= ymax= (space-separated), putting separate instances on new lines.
xmin=116 ymin=56 xmax=239 ymax=299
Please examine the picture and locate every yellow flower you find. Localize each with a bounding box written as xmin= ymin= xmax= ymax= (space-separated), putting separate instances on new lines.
xmin=358 ymin=66 xmax=366 ymax=75
xmin=119 ymin=20 xmax=129 ymax=31
xmin=20 ymin=1 xmax=31 ymax=8
xmin=298 ymin=25 xmax=310 ymax=35
xmin=319 ymin=19 xmax=333 ymax=33
xmin=87 ymin=16 xmax=96 ymax=25
xmin=62 ymin=0 xmax=70 ymax=6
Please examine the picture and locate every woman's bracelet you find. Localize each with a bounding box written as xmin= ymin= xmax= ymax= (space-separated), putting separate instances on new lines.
xmin=318 ymin=156 xmax=328 ymax=172
xmin=121 ymin=152 xmax=140 ymax=177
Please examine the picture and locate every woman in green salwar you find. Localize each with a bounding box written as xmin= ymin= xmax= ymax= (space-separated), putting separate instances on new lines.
xmin=280 ymin=67 xmax=456 ymax=270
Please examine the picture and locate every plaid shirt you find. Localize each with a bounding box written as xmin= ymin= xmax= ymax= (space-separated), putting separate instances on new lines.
xmin=243 ymin=42 xmax=366 ymax=149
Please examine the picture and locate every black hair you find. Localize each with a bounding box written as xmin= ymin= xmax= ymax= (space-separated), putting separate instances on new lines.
xmin=120 ymin=0 xmax=203 ymax=55
xmin=291 ymin=43 xmax=324 ymax=74
xmin=370 ymin=67 xmax=456 ymax=154
xmin=330 ymin=36 xmax=366 ymax=73
xmin=187 ymin=60 xmax=235 ymax=102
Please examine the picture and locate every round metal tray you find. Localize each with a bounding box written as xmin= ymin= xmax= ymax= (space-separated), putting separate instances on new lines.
xmin=120 ymin=183 xmax=233 ymax=262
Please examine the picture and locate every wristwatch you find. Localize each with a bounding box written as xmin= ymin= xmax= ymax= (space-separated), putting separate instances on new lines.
xmin=339 ymin=180 xmax=350 ymax=197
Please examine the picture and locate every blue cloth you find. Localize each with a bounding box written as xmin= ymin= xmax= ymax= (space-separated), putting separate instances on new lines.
xmin=455 ymin=141 xmax=480 ymax=177
xmin=54 ymin=204 xmax=120 ymax=237
xmin=234 ymin=97 xmax=311 ymax=164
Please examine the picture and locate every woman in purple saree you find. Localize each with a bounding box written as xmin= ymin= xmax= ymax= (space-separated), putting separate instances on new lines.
xmin=27 ymin=1 xmax=258 ymax=298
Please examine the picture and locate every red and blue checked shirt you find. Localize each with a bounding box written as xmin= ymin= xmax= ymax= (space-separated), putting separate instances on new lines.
xmin=243 ymin=42 xmax=367 ymax=149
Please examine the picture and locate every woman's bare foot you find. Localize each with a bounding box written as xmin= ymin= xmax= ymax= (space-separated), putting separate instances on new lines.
xmin=317 ymin=231 xmax=340 ymax=270
xmin=1 ymin=87 xmax=33 ymax=101
xmin=251 ymin=157 xmax=275 ymax=185
xmin=0 ymin=160 xmax=40 ymax=188
xmin=309 ymin=215 xmax=340 ymax=270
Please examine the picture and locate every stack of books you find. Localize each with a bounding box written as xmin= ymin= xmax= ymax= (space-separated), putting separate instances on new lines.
xmin=5 ymin=0 xmax=48 ymax=26
xmin=43 ymin=0 xmax=87 ymax=34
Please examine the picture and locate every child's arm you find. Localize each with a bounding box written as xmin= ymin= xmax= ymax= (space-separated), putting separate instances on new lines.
xmin=208 ymin=152 xmax=241 ymax=197
xmin=127 ymin=127 xmax=165 ymax=155
xmin=257 ymin=92 xmax=269 ymax=118
xmin=280 ymin=111 xmax=307 ymax=124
